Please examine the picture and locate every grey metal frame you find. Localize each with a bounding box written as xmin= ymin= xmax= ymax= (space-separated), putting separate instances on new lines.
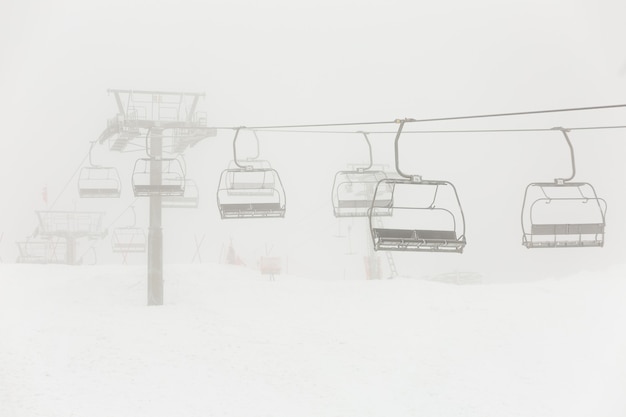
xmin=111 ymin=227 xmax=147 ymax=253
xmin=162 ymin=178 xmax=200 ymax=208
xmin=111 ymin=207 xmax=147 ymax=254
xmin=521 ymin=182 xmax=607 ymax=248
xmin=331 ymin=132 xmax=392 ymax=217
xmin=131 ymin=157 xmax=186 ymax=197
xmin=216 ymin=128 xmax=286 ymax=219
xmin=368 ymin=119 xmax=467 ymax=253
xmin=332 ymin=170 xmax=390 ymax=217
xmin=520 ymin=128 xmax=607 ymax=248
xmin=78 ymin=141 xmax=122 ymax=198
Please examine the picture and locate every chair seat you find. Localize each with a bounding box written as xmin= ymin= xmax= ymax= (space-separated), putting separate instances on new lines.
xmin=374 ymin=228 xmax=458 ymax=241
xmin=337 ymin=199 xmax=391 ymax=209
xmin=220 ymin=202 xmax=285 ymax=218
xmin=79 ymin=188 xmax=121 ymax=198
xmin=133 ymin=185 xmax=184 ymax=196
xmin=373 ymin=228 xmax=465 ymax=252
xmin=530 ymin=223 xmax=604 ymax=235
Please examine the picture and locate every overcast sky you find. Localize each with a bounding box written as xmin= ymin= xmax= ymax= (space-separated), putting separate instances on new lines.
xmin=2 ymin=0 xmax=626 ymax=279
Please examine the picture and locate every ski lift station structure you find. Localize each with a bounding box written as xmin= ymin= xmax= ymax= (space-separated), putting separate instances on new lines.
xmin=95 ymin=89 xmax=217 ymax=305
xmin=23 ymin=211 xmax=107 ymax=265
xmin=16 ymin=237 xmax=67 ymax=264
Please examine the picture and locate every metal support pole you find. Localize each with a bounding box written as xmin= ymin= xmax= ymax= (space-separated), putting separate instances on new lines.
xmin=148 ymin=128 xmax=164 ymax=305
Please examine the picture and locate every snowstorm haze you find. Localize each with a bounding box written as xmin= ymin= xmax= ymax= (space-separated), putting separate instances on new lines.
xmin=2 ymin=0 xmax=626 ymax=280
xmin=4 ymin=2 xmax=626 ymax=416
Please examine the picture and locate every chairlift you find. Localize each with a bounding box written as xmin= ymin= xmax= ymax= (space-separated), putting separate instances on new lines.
xmin=223 ymin=132 xmax=276 ymax=195
xmin=162 ymin=179 xmax=200 ymax=208
xmin=132 ymin=157 xmax=186 ymax=197
xmin=111 ymin=207 xmax=146 ymax=254
xmin=369 ymin=119 xmax=467 ymax=253
xmin=217 ymin=128 xmax=286 ymax=219
xmin=331 ymin=132 xmax=391 ymax=217
xmin=521 ymin=128 xmax=607 ymax=248
xmin=78 ymin=167 xmax=122 ymax=198
xmin=78 ymin=141 xmax=121 ymax=198
xmin=111 ymin=227 xmax=147 ymax=253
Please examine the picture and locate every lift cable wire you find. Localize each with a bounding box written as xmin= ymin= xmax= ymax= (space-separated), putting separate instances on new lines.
xmin=210 ymin=103 xmax=626 ymax=131
xmin=54 ymin=105 xmax=625 ymax=210
xmin=218 ymin=124 xmax=626 ymax=136
xmin=365 ymin=124 xmax=626 ymax=135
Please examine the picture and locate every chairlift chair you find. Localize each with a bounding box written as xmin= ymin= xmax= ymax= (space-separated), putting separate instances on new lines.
xmin=368 ymin=120 xmax=467 ymax=253
xmin=217 ymin=167 xmax=286 ymax=218
xmin=78 ymin=167 xmax=122 ymax=198
xmin=162 ymin=179 xmax=200 ymax=208
xmin=111 ymin=227 xmax=147 ymax=253
xmin=331 ymin=132 xmax=392 ymax=217
xmin=370 ymin=179 xmax=466 ymax=252
xmin=224 ymin=160 xmax=276 ymax=196
xmin=78 ymin=141 xmax=122 ymax=198
xmin=216 ymin=128 xmax=286 ymax=219
xmin=111 ymin=206 xmax=146 ymax=254
xmin=521 ymin=128 xmax=607 ymax=248
xmin=132 ymin=158 xmax=186 ymax=197
xmin=332 ymin=170 xmax=392 ymax=217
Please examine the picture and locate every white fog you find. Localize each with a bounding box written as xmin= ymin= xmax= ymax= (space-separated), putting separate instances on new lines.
xmin=1 ymin=0 xmax=626 ymax=415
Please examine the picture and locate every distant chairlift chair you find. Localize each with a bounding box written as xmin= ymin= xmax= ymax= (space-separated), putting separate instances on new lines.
xmin=111 ymin=227 xmax=147 ymax=254
xmin=216 ymin=128 xmax=286 ymax=219
xmin=162 ymin=178 xmax=200 ymax=209
xmin=111 ymin=207 xmax=146 ymax=263
xmin=368 ymin=119 xmax=467 ymax=253
xmin=521 ymin=128 xmax=607 ymax=248
xmin=331 ymin=132 xmax=392 ymax=217
xmin=132 ymin=158 xmax=186 ymax=197
xmin=78 ymin=141 xmax=121 ymax=198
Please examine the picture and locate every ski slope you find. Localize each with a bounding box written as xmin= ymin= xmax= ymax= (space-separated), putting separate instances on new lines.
xmin=1 ymin=263 xmax=625 ymax=417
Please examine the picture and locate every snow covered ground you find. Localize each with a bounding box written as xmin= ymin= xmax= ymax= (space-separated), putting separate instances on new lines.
xmin=1 ymin=263 xmax=625 ymax=417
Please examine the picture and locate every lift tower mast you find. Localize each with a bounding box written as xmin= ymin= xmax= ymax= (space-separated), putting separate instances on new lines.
xmin=99 ymin=89 xmax=216 ymax=305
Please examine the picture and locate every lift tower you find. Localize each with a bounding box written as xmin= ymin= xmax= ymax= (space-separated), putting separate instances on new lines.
xmin=99 ymin=89 xmax=216 ymax=305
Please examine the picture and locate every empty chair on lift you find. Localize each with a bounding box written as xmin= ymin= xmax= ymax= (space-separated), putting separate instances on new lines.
xmin=370 ymin=179 xmax=466 ymax=252
xmin=78 ymin=166 xmax=122 ymax=198
xmin=111 ymin=207 xmax=146 ymax=254
xmin=331 ymin=132 xmax=392 ymax=217
xmin=132 ymin=158 xmax=186 ymax=197
xmin=78 ymin=140 xmax=122 ymax=198
xmin=162 ymin=179 xmax=200 ymax=208
xmin=369 ymin=119 xmax=466 ymax=253
xmin=217 ymin=166 xmax=286 ymax=218
xmin=216 ymin=128 xmax=286 ymax=219
xmin=224 ymin=160 xmax=276 ymax=196
xmin=521 ymin=127 xmax=606 ymax=248
xmin=332 ymin=170 xmax=391 ymax=217
xmin=111 ymin=227 xmax=147 ymax=253
xmin=521 ymin=182 xmax=606 ymax=248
